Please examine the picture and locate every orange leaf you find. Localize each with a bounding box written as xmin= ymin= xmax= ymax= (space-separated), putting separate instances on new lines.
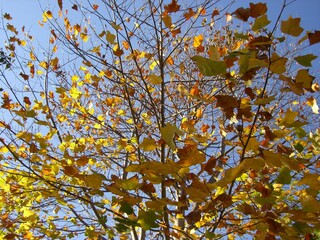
xmin=164 ymin=0 xmax=180 ymax=13
xmin=166 ymin=56 xmax=174 ymax=65
xmin=92 ymin=4 xmax=99 ymax=10
xmin=122 ymin=41 xmax=130 ymax=50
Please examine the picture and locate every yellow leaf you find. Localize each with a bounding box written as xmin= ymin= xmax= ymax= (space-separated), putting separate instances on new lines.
xmin=139 ymin=138 xmax=157 ymax=151
xmin=306 ymin=97 xmax=319 ymax=114
xmin=147 ymin=74 xmax=162 ymax=84
xmin=71 ymin=75 xmax=79 ymax=82
xmin=69 ymin=87 xmax=82 ymax=99
xmin=149 ymin=60 xmax=158 ymax=70
xmin=193 ymin=34 xmax=204 ymax=48
xmin=160 ymin=123 xmax=183 ymax=150
xmin=80 ymin=33 xmax=89 ymax=42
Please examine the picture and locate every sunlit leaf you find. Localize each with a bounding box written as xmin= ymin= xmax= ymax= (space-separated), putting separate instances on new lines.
xmin=306 ymin=97 xmax=319 ymax=114
xmin=191 ymin=56 xmax=227 ymax=76
xmin=252 ymin=14 xmax=270 ymax=31
xmin=147 ymin=74 xmax=162 ymax=85
xmin=138 ymin=210 xmax=158 ymax=230
xmin=139 ymin=138 xmax=157 ymax=151
xmin=160 ymin=123 xmax=183 ymax=150
xmin=193 ymin=34 xmax=204 ymax=48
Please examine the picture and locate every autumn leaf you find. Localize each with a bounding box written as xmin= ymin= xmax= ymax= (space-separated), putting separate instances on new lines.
xmin=147 ymin=74 xmax=162 ymax=84
xmin=281 ymin=16 xmax=304 ymax=37
xmin=232 ymin=7 xmax=251 ymax=21
xmin=138 ymin=210 xmax=158 ymax=230
xmin=193 ymin=34 xmax=204 ymax=48
xmin=270 ymin=53 xmax=288 ymax=74
xmin=306 ymin=97 xmax=319 ymax=114
xmin=191 ymin=56 xmax=227 ymax=76
xmin=184 ymin=8 xmax=195 ymax=20
xmin=177 ymin=144 xmax=205 ymax=167
xmin=139 ymin=138 xmax=157 ymax=151
xmin=308 ymin=30 xmax=320 ymax=45
xmin=164 ymin=0 xmax=180 ymax=13
xmin=295 ymin=69 xmax=315 ymax=89
xmin=252 ymin=15 xmax=270 ymax=31
xmin=162 ymin=13 xmax=172 ymax=28
xmin=57 ymin=0 xmax=63 ymax=10
xmin=294 ymin=54 xmax=317 ymax=67
xmin=160 ymin=123 xmax=183 ymax=150
xmin=215 ymin=95 xmax=238 ymax=119
xmin=3 ymin=13 xmax=12 ymax=20
xmin=249 ymin=2 xmax=267 ymax=18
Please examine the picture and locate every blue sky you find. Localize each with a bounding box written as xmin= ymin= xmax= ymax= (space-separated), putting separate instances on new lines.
xmin=1 ymin=0 xmax=319 ymax=31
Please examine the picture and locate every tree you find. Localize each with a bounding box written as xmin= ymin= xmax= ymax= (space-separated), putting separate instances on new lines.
xmin=0 ymin=0 xmax=319 ymax=239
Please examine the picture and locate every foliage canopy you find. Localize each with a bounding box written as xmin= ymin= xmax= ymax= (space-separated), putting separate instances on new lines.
xmin=0 ymin=0 xmax=320 ymax=239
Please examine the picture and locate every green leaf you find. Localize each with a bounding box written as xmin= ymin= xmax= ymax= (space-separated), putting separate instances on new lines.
xmin=281 ymin=16 xmax=304 ymax=37
xmin=119 ymin=201 xmax=134 ymax=215
xmin=138 ymin=210 xmax=158 ymax=230
xmin=276 ymin=167 xmax=291 ymax=184
xmin=294 ymin=142 xmax=304 ymax=153
xmin=191 ymin=56 xmax=226 ymax=76
xmin=252 ymin=14 xmax=271 ymax=31
xmin=294 ymin=54 xmax=317 ymax=67
xmin=295 ymin=127 xmax=307 ymax=138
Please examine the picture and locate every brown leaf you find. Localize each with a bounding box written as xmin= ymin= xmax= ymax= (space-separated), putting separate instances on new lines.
xmin=57 ymin=0 xmax=63 ymax=10
xmin=164 ymin=0 xmax=180 ymax=13
xmin=23 ymin=96 xmax=31 ymax=105
xmin=171 ymin=27 xmax=181 ymax=38
xmin=215 ymin=95 xmax=238 ymax=119
xmin=211 ymin=9 xmax=219 ymax=18
xmin=249 ymin=2 xmax=267 ymax=18
xmin=184 ymin=8 xmax=195 ymax=20
xmin=232 ymin=7 xmax=251 ymax=21
xmin=72 ymin=4 xmax=78 ymax=11
xmin=308 ymin=30 xmax=320 ymax=45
